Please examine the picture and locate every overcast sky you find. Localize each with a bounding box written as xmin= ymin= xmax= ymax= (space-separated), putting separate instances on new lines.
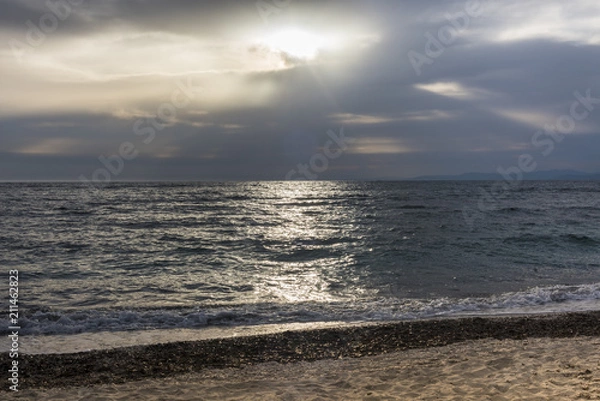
xmin=1 ymin=0 xmax=599 ymax=181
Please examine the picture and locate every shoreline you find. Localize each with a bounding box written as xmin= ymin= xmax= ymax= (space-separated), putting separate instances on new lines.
xmin=4 ymin=310 xmax=600 ymax=390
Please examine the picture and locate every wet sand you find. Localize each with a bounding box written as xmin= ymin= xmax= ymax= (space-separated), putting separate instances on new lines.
xmin=3 ymin=311 xmax=600 ymax=398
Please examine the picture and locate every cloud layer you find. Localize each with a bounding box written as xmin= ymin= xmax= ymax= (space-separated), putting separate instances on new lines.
xmin=1 ymin=0 xmax=599 ymax=180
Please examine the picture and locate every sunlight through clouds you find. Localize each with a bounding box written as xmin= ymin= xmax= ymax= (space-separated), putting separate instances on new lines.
xmin=349 ymin=138 xmax=412 ymax=155
xmin=480 ymin=1 xmax=600 ymax=45
xmin=0 ymin=0 xmax=598 ymax=180
xmin=414 ymin=82 xmax=494 ymax=100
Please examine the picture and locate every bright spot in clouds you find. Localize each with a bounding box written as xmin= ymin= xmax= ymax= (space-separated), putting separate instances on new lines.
xmin=260 ymin=28 xmax=336 ymax=61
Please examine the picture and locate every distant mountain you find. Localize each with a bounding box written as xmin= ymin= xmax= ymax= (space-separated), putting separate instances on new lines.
xmin=411 ymin=170 xmax=600 ymax=181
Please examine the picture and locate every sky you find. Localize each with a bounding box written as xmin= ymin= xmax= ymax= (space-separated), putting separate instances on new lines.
xmin=1 ymin=0 xmax=599 ymax=181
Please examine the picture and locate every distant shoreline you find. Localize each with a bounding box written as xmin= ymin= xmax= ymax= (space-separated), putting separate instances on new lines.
xmin=5 ymin=311 xmax=600 ymax=390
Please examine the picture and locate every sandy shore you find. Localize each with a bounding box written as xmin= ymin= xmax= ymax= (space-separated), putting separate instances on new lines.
xmin=12 ymin=336 xmax=600 ymax=400
xmin=3 ymin=311 xmax=600 ymax=398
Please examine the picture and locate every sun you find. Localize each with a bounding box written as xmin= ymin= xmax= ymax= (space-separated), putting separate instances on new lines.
xmin=261 ymin=28 xmax=332 ymax=61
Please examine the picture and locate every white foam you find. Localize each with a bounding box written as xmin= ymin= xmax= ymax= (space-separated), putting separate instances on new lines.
xmin=3 ymin=282 xmax=599 ymax=353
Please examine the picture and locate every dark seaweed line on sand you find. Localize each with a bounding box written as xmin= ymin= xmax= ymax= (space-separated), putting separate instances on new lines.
xmin=3 ymin=311 xmax=600 ymax=390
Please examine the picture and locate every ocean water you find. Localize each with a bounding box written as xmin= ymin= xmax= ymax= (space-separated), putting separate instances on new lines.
xmin=1 ymin=181 xmax=599 ymax=343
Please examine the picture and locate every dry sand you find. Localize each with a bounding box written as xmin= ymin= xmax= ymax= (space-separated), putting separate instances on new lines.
xmin=13 ymin=336 xmax=600 ymax=400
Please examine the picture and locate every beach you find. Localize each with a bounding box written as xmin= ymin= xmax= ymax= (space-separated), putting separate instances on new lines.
xmin=5 ymin=312 xmax=600 ymax=399
xmin=14 ymin=336 xmax=600 ymax=400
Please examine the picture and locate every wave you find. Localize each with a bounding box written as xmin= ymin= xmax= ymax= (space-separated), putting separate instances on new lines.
xmin=502 ymin=233 xmax=599 ymax=246
xmin=562 ymin=234 xmax=599 ymax=245
xmin=495 ymin=207 xmax=545 ymax=214
xmin=396 ymin=205 xmax=428 ymax=210
xmin=10 ymin=282 xmax=600 ymax=336
xmin=502 ymin=234 xmax=555 ymax=245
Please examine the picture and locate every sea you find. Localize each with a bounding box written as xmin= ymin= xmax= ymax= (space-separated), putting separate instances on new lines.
xmin=1 ymin=181 xmax=599 ymax=353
